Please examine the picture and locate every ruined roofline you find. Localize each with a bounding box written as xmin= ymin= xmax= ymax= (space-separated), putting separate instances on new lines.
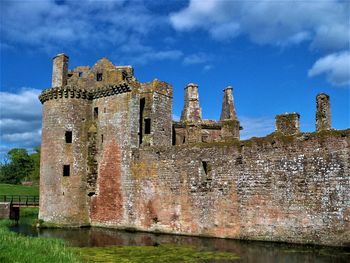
xmin=38 ymin=82 xmax=131 ymax=104
xmin=173 ymin=120 xmax=222 ymax=130
xmin=143 ymin=128 xmax=350 ymax=151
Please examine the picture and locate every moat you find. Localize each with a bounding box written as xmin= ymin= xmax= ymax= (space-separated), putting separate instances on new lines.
xmin=11 ymin=224 xmax=350 ymax=262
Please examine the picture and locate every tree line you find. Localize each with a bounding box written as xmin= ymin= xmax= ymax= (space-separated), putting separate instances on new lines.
xmin=0 ymin=147 xmax=40 ymax=184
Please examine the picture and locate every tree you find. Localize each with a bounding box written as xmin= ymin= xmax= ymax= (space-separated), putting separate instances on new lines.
xmin=29 ymin=146 xmax=40 ymax=181
xmin=0 ymin=148 xmax=34 ymax=184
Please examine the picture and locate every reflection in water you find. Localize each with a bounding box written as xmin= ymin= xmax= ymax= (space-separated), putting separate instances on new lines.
xmin=11 ymin=224 xmax=350 ymax=263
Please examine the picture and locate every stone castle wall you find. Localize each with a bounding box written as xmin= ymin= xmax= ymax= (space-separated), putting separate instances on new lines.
xmin=89 ymin=91 xmax=139 ymax=226
xmin=123 ymin=131 xmax=349 ymax=247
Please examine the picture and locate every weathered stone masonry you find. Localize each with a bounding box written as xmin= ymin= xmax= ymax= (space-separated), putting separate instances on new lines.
xmin=39 ymin=54 xmax=349 ymax=247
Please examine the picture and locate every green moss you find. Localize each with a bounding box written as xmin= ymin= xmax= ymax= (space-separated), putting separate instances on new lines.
xmin=313 ymin=129 xmax=349 ymax=139
xmin=74 ymin=245 xmax=239 ymax=263
xmin=221 ymin=120 xmax=240 ymax=129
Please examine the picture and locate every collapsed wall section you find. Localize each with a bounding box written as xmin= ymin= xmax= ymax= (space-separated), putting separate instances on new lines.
xmin=127 ymin=130 xmax=350 ymax=247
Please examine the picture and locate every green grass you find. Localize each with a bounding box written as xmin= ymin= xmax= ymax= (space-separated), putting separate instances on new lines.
xmin=0 ymin=183 xmax=39 ymax=196
xmin=0 ymin=220 xmax=80 ymax=263
xmin=74 ymin=245 xmax=239 ymax=263
xmin=0 ymin=183 xmax=78 ymax=263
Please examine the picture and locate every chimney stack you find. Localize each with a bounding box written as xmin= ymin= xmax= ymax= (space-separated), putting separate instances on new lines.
xmin=316 ymin=93 xmax=331 ymax=132
xmin=220 ymin=86 xmax=240 ymax=140
xmin=52 ymin=53 xmax=69 ymax=87
xmin=181 ymin=83 xmax=202 ymax=122
xmin=275 ymin=113 xmax=300 ymax=135
xmin=220 ymin=86 xmax=237 ymax=121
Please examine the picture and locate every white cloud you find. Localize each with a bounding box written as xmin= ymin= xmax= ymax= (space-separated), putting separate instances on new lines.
xmin=1 ymin=0 xmax=181 ymax=64
xmin=0 ymin=88 xmax=42 ymax=152
xmin=170 ymin=0 xmax=349 ymax=50
xmin=183 ymin=53 xmax=211 ymax=65
xmin=239 ymin=116 xmax=275 ymax=140
xmin=172 ymin=114 xmax=180 ymax=121
xmin=170 ymin=0 xmax=350 ymax=86
xmin=308 ymin=51 xmax=350 ymax=86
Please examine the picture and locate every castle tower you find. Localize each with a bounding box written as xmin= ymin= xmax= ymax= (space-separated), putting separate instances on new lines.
xmin=316 ymin=93 xmax=331 ymax=132
xmin=39 ymin=53 xmax=90 ymax=226
xmin=181 ymin=83 xmax=202 ymax=122
xmin=52 ymin=53 xmax=69 ymax=87
xmin=220 ymin=86 xmax=237 ymax=121
xmin=220 ymin=86 xmax=240 ymax=140
xmin=139 ymin=79 xmax=173 ymax=146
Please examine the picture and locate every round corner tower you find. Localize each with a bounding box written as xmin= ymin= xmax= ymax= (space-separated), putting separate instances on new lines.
xmin=39 ymin=53 xmax=91 ymax=226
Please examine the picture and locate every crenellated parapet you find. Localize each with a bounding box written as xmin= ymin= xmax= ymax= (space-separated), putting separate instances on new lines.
xmin=90 ymin=83 xmax=131 ymax=99
xmin=39 ymin=86 xmax=91 ymax=103
xmin=39 ymin=83 xmax=132 ymax=104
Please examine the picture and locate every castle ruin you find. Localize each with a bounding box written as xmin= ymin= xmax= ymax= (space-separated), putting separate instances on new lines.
xmin=39 ymin=54 xmax=350 ymax=247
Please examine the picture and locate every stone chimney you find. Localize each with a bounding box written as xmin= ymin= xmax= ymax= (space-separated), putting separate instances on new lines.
xmin=181 ymin=83 xmax=202 ymax=122
xmin=316 ymin=93 xmax=331 ymax=132
xmin=275 ymin=113 xmax=300 ymax=135
xmin=220 ymin=86 xmax=240 ymax=140
xmin=52 ymin=53 xmax=69 ymax=87
xmin=220 ymin=86 xmax=237 ymax=121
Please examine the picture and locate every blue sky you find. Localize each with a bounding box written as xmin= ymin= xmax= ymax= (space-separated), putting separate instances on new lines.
xmin=0 ymin=0 xmax=349 ymax=156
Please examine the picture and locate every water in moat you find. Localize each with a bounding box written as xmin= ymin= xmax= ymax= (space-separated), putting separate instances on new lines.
xmin=11 ymin=224 xmax=350 ymax=263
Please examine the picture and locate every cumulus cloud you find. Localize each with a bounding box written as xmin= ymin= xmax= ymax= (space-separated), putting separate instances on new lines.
xmin=0 ymin=0 xmax=180 ymax=65
xmin=308 ymin=51 xmax=350 ymax=86
xmin=170 ymin=0 xmax=350 ymax=86
xmin=170 ymin=0 xmax=349 ymax=49
xmin=0 ymin=88 xmax=42 ymax=154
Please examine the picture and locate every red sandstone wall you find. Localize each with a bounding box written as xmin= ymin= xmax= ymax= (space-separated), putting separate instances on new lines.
xmin=125 ymin=131 xmax=350 ymax=247
xmin=89 ymin=92 xmax=139 ymax=226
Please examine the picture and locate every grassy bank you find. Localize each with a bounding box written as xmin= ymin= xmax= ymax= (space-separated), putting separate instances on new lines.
xmin=0 ymin=183 xmax=39 ymax=196
xmin=0 ymin=183 xmax=79 ymax=263
xmin=0 ymin=220 xmax=80 ymax=263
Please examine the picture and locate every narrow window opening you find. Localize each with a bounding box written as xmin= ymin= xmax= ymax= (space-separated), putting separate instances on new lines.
xmin=65 ymin=131 xmax=72 ymax=143
xmin=139 ymin=98 xmax=145 ymax=144
xmin=78 ymin=72 xmax=83 ymax=78
xmin=145 ymin=118 xmax=151 ymax=134
xmin=101 ymin=134 xmax=104 ymax=143
xmin=63 ymin=165 xmax=70 ymax=177
xmin=172 ymin=126 xmax=176 ymax=145
xmin=103 ymin=107 xmax=106 ymax=113
xmin=202 ymin=135 xmax=209 ymax=142
xmin=202 ymin=161 xmax=208 ymax=175
xmin=182 ymin=136 xmax=186 ymax=144
xmin=96 ymin=73 xmax=103 ymax=81
xmin=94 ymin=107 xmax=99 ymax=119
